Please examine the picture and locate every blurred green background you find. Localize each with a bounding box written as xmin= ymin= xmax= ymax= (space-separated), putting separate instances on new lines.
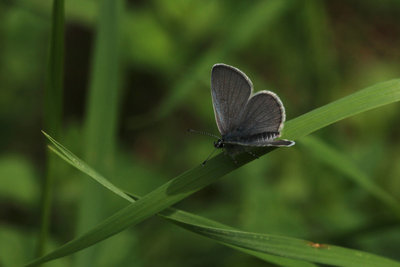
xmin=1 ymin=0 xmax=400 ymax=266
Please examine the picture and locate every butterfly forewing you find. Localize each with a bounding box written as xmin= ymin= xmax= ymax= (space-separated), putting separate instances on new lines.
xmin=211 ymin=64 xmax=252 ymax=136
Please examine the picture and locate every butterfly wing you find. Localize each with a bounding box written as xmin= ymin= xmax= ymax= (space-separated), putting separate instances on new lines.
xmin=224 ymin=90 xmax=293 ymax=147
xmin=211 ymin=64 xmax=253 ymax=136
xmin=225 ymin=136 xmax=295 ymax=147
xmin=266 ymin=139 xmax=295 ymax=146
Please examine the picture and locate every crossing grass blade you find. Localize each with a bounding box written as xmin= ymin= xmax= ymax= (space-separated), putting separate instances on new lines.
xmin=168 ymin=219 xmax=400 ymax=267
xmin=44 ymin=137 xmax=316 ymax=267
xmin=27 ymin=78 xmax=400 ymax=266
xmin=42 ymin=131 xmax=398 ymax=267
xmin=298 ymin=135 xmax=400 ymax=217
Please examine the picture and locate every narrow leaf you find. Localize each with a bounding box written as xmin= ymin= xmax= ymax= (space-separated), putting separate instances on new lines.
xmin=45 ymin=138 xmax=316 ymax=267
xmin=76 ymin=1 xmax=122 ymax=265
xmin=299 ymin=136 xmax=400 ymax=216
xmin=37 ymin=0 xmax=65 ymax=257
xmin=43 ymin=132 xmax=131 ymax=202
xmin=283 ymin=79 xmax=400 ymax=139
xmin=169 ymin=220 xmax=400 ymax=267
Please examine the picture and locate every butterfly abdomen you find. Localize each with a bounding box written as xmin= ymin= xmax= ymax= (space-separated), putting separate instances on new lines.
xmin=224 ymin=131 xmax=280 ymax=144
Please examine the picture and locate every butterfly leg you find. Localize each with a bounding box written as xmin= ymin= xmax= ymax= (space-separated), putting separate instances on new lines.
xmin=228 ymin=153 xmax=238 ymax=165
xmin=246 ymin=150 xmax=259 ymax=159
xmin=241 ymin=146 xmax=259 ymax=159
xmin=223 ymin=146 xmax=239 ymax=165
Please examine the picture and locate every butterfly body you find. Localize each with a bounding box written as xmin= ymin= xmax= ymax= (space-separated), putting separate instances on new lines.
xmin=223 ymin=131 xmax=280 ymax=145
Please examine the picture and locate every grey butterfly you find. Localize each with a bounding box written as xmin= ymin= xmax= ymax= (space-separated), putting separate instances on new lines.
xmin=208 ymin=63 xmax=294 ymax=162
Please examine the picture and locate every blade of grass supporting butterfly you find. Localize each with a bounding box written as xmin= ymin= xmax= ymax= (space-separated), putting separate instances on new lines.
xmin=299 ymin=136 xmax=400 ymax=217
xmin=44 ymin=134 xmax=397 ymax=267
xmin=37 ymin=0 xmax=64 ymax=257
xmin=26 ymin=79 xmax=400 ymax=266
xmin=282 ymin=79 xmax=400 ymax=140
xmin=45 ymin=138 xmax=315 ymax=267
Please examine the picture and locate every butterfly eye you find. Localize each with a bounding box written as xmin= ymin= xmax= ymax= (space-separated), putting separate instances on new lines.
xmin=213 ymin=140 xmax=223 ymax=148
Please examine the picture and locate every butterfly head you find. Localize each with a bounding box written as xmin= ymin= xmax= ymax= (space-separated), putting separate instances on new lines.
xmin=214 ymin=139 xmax=224 ymax=149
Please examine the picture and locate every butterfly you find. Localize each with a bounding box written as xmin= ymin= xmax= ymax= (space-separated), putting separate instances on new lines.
xmin=204 ymin=63 xmax=294 ymax=163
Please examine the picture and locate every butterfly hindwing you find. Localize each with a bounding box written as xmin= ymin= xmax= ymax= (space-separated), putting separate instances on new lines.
xmin=236 ymin=90 xmax=285 ymax=135
xmin=223 ymin=90 xmax=288 ymax=147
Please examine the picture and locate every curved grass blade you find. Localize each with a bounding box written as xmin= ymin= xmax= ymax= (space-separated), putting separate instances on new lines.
xmin=46 ymin=136 xmax=398 ymax=267
xmin=44 ymin=139 xmax=316 ymax=267
xmin=299 ymin=136 xmax=400 ymax=217
xmin=169 ymin=220 xmax=400 ymax=267
xmin=42 ymin=132 xmax=131 ymax=202
xmin=27 ymin=79 xmax=400 ymax=266
xmin=282 ymin=79 xmax=400 ymax=140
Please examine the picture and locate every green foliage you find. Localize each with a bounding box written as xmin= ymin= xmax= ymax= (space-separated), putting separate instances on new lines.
xmin=0 ymin=156 xmax=38 ymax=204
xmin=1 ymin=1 xmax=400 ymax=266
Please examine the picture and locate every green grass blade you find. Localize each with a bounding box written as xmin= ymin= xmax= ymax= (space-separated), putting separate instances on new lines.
xmin=45 ymin=136 xmax=315 ymax=267
xmin=26 ymin=79 xmax=400 ymax=266
xmin=156 ymin=205 xmax=317 ymax=267
xmin=169 ymin=220 xmax=400 ymax=267
xmin=282 ymin=79 xmax=400 ymax=140
xmin=75 ymin=0 xmax=122 ymax=265
xmin=37 ymin=0 xmax=64 ymax=257
xmin=299 ymin=136 xmax=400 ymax=216
xmin=45 ymin=133 xmax=396 ymax=267
xmin=43 ymin=0 xmax=64 ymax=135
xmin=43 ymin=132 xmax=131 ymax=202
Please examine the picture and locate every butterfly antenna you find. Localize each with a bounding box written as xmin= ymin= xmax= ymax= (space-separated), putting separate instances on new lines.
xmin=187 ymin=129 xmax=220 ymax=139
xmin=201 ymin=146 xmax=218 ymax=166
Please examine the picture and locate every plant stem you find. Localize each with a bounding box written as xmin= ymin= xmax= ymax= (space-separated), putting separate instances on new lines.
xmin=36 ymin=0 xmax=64 ymax=257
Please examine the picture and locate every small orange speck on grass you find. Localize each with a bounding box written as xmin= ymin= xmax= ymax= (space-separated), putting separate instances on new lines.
xmin=308 ymin=242 xmax=329 ymax=249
